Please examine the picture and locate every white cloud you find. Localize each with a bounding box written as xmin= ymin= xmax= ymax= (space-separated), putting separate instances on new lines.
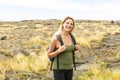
xmin=1 ymin=0 xmax=120 ymax=10
xmin=0 ymin=0 xmax=69 ymax=9
xmin=0 ymin=0 xmax=120 ymax=20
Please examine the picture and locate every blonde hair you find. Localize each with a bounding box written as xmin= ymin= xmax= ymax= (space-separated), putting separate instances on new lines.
xmin=60 ymin=16 xmax=75 ymax=33
xmin=51 ymin=29 xmax=62 ymax=40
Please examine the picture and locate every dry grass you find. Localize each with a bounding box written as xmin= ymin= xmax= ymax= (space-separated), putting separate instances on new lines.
xmin=75 ymin=23 xmax=120 ymax=48
xmin=0 ymin=53 xmax=49 ymax=73
xmin=1 ymin=20 xmax=120 ymax=79
xmin=78 ymin=57 xmax=120 ymax=80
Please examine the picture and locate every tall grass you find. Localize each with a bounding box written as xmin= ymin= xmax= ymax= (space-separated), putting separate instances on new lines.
xmin=0 ymin=53 xmax=49 ymax=73
xmin=78 ymin=56 xmax=120 ymax=80
xmin=75 ymin=23 xmax=120 ymax=48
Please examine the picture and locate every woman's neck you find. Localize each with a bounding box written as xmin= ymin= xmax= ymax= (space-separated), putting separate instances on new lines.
xmin=61 ymin=31 xmax=70 ymax=37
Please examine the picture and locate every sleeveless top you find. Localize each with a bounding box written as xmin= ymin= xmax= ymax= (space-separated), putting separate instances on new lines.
xmin=52 ymin=43 xmax=75 ymax=70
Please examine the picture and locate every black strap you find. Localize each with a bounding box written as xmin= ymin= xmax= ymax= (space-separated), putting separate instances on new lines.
xmin=56 ymin=35 xmax=64 ymax=45
xmin=70 ymin=33 xmax=76 ymax=45
xmin=56 ymin=35 xmax=64 ymax=70
xmin=70 ymin=33 xmax=76 ymax=70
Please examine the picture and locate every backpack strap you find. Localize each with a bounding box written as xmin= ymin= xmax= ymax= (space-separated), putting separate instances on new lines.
xmin=70 ymin=33 xmax=76 ymax=45
xmin=70 ymin=33 xmax=77 ymax=70
xmin=56 ymin=35 xmax=64 ymax=70
xmin=56 ymin=35 xmax=64 ymax=45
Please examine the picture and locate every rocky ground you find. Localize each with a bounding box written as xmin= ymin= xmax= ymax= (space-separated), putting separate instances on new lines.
xmin=0 ymin=20 xmax=120 ymax=80
xmin=94 ymin=32 xmax=120 ymax=71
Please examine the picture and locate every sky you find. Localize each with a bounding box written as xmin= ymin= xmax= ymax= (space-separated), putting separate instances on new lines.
xmin=0 ymin=0 xmax=120 ymax=21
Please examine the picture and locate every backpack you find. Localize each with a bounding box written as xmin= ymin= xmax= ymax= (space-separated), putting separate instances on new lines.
xmin=48 ymin=33 xmax=76 ymax=70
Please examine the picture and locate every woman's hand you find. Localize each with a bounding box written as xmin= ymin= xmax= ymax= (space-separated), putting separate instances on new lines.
xmin=58 ymin=45 xmax=66 ymax=53
xmin=75 ymin=44 xmax=81 ymax=51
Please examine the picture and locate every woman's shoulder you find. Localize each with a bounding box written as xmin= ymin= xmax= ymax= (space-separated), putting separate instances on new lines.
xmin=51 ymin=35 xmax=58 ymax=42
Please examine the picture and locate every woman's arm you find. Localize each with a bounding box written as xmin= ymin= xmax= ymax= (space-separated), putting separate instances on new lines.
xmin=47 ymin=36 xmax=66 ymax=58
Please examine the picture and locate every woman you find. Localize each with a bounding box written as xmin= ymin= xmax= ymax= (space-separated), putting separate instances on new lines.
xmin=47 ymin=16 xmax=80 ymax=80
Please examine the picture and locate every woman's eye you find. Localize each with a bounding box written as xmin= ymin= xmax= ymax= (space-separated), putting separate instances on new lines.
xmin=70 ymin=23 xmax=73 ymax=25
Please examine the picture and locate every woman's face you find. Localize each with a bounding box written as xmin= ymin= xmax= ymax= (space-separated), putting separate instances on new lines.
xmin=62 ymin=19 xmax=74 ymax=32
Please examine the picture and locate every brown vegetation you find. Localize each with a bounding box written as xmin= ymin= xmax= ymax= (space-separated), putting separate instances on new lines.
xmin=0 ymin=20 xmax=120 ymax=80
